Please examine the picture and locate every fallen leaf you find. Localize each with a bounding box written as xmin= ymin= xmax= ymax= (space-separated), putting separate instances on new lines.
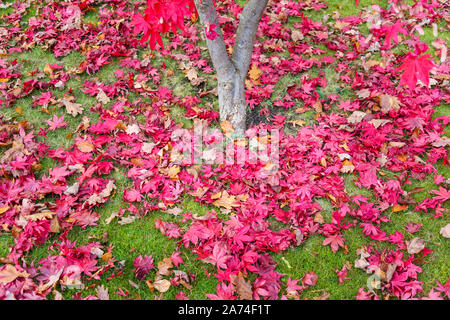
xmin=0 ymin=265 xmax=29 ymax=284
xmin=153 ymin=279 xmax=171 ymax=293
xmin=77 ymin=141 xmax=94 ymax=153
xmin=440 ymin=224 xmax=450 ymax=238
xmin=406 ymin=237 xmax=425 ymax=254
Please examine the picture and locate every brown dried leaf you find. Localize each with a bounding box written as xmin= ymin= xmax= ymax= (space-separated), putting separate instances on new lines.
xmin=96 ymin=89 xmax=110 ymax=104
xmin=380 ymin=94 xmax=401 ymax=113
xmin=96 ymin=285 xmax=109 ymax=300
xmin=153 ymin=279 xmax=171 ymax=293
xmin=440 ymin=224 xmax=450 ymax=238
xmin=157 ymin=257 xmax=173 ymax=276
xmin=406 ymin=237 xmax=425 ymax=255
xmin=0 ymin=265 xmax=29 ymax=284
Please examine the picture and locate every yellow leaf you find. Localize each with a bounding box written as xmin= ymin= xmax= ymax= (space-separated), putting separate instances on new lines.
xmin=49 ymin=216 xmax=61 ymax=233
xmin=24 ymin=211 xmax=56 ymax=221
xmin=339 ymin=142 xmax=350 ymax=151
xmin=248 ymin=64 xmax=262 ymax=81
xmin=212 ymin=190 xmax=239 ymax=210
xmin=211 ymin=191 xmax=222 ymax=200
xmin=131 ymin=158 xmax=144 ymax=167
xmin=0 ymin=206 xmax=10 ymax=215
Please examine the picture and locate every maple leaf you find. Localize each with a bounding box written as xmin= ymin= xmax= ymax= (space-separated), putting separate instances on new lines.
xmin=322 ymin=233 xmax=345 ymax=253
xmin=430 ymin=187 xmax=449 ymax=202
xmin=398 ymin=51 xmax=435 ymax=91
xmin=405 ymin=223 xmax=422 ymax=234
xmin=123 ymin=189 xmax=142 ymax=203
xmin=46 ymin=114 xmax=67 ymax=131
xmin=208 ymin=243 xmax=230 ymax=270
xmin=382 ymin=21 xmax=408 ymax=47
xmin=286 ymin=277 xmax=303 ymax=294
xmin=205 ymin=23 xmax=219 ymax=40
xmin=133 ymin=255 xmax=155 ymax=281
xmin=302 ymin=271 xmax=318 ymax=287
xmin=49 ymin=165 xmax=71 ymax=183
xmin=335 ymin=266 xmax=349 ymax=284
xmin=170 ymin=251 xmax=184 ymax=267
xmin=206 ymin=283 xmax=236 ymax=300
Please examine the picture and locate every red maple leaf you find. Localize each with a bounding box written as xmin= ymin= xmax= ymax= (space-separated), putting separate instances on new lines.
xmin=430 ymin=187 xmax=450 ymax=202
xmin=208 ymin=243 xmax=230 ymax=270
xmin=382 ymin=21 xmax=408 ymax=47
xmin=133 ymin=255 xmax=155 ymax=281
xmin=322 ymin=233 xmax=345 ymax=253
xmin=398 ymin=50 xmax=435 ymax=91
xmin=46 ymin=114 xmax=67 ymax=131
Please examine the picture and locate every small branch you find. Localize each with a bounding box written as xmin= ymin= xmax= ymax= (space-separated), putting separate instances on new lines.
xmin=194 ymin=0 xmax=236 ymax=78
xmin=231 ymin=0 xmax=269 ymax=77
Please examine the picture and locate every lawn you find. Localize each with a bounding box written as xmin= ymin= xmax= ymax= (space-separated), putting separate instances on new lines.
xmin=0 ymin=0 xmax=448 ymax=300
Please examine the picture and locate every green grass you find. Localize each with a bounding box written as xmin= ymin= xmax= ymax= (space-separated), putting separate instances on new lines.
xmin=0 ymin=0 xmax=448 ymax=300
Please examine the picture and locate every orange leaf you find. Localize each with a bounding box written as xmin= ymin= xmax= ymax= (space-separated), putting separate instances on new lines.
xmin=77 ymin=141 xmax=94 ymax=153
xmin=392 ymin=204 xmax=408 ymax=212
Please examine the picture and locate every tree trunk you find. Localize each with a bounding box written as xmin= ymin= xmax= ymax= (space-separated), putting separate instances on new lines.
xmin=217 ymin=73 xmax=246 ymax=135
xmin=194 ymin=0 xmax=269 ymax=135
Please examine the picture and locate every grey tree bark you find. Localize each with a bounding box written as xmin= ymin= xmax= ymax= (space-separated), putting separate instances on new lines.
xmin=194 ymin=0 xmax=269 ymax=135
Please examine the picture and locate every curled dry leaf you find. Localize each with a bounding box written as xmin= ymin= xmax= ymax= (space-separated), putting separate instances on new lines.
xmin=77 ymin=141 xmax=95 ymax=153
xmin=157 ymin=257 xmax=173 ymax=276
xmin=0 ymin=265 xmax=29 ymax=284
xmin=96 ymin=285 xmax=110 ymax=300
xmin=153 ymin=279 xmax=171 ymax=293
xmin=406 ymin=237 xmax=426 ymax=255
xmin=440 ymin=224 xmax=450 ymax=238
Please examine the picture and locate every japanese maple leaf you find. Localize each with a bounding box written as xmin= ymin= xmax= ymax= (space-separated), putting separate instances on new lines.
xmin=206 ymin=283 xmax=236 ymax=300
xmin=123 ymin=189 xmax=142 ymax=203
xmin=133 ymin=255 xmax=155 ymax=281
xmin=286 ymin=277 xmax=303 ymax=294
xmin=382 ymin=21 xmax=408 ymax=47
xmin=49 ymin=166 xmax=71 ymax=183
xmin=208 ymin=243 xmax=230 ymax=270
xmin=46 ymin=114 xmax=67 ymax=131
xmin=205 ymin=23 xmax=218 ymax=40
xmin=322 ymin=233 xmax=345 ymax=253
xmin=398 ymin=51 xmax=435 ymax=91
xmin=132 ymin=14 xmax=162 ymax=49
xmin=170 ymin=251 xmax=184 ymax=267
xmin=430 ymin=187 xmax=450 ymax=202
xmin=405 ymin=223 xmax=422 ymax=234
xmin=302 ymin=270 xmax=318 ymax=287
xmin=335 ymin=266 xmax=349 ymax=284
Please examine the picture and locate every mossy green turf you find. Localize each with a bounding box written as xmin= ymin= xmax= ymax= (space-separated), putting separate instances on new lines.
xmin=0 ymin=0 xmax=448 ymax=299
